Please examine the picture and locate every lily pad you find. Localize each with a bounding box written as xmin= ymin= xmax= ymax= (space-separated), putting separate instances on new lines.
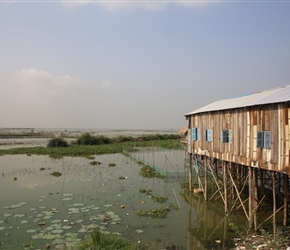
xmin=42 ymin=234 xmax=56 ymax=240
xmin=62 ymin=197 xmax=72 ymax=201
xmin=14 ymin=214 xmax=25 ymax=218
xmin=31 ymin=233 xmax=44 ymax=240
xmin=26 ymin=229 xmax=37 ymax=233
xmin=78 ymin=228 xmax=87 ymax=233
xmin=51 ymin=229 xmax=63 ymax=234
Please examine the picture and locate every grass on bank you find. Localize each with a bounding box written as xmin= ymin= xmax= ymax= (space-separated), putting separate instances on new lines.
xmin=0 ymin=138 xmax=181 ymax=158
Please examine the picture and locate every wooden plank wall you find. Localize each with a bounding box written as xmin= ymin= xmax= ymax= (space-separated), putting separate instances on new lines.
xmin=188 ymin=102 xmax=290 ymax=174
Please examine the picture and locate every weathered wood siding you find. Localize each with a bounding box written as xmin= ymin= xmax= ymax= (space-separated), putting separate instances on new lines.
xmin=188 ymin=102 xmax=290 ymax=174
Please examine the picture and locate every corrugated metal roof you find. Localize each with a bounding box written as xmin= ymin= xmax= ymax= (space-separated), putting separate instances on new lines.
xmin=185 ymin=84 xmax=290 ymax=116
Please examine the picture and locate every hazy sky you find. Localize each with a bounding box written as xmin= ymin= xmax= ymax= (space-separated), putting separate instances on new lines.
xmin=0 ymin=1 xmax=289 ymax=130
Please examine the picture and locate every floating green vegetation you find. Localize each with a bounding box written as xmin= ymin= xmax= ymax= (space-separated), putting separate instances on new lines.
xmin=108 ymin=163 xmax=116 ymax=167
xmin=170 ymin=204 xmax=180 ymax=210
xmin=13 ymin=177 xmax=17 ymax=181
xmin=87 ymin=156 xmax=95 ymax=160
xmin=40 ymin=167 xmax=45 ymax=171
xmin=139 ymin=189 xmax=167 ymax=203
xmin=152 ymin=195 xmax=168 ymax=203
xmin=139 ymin=189 xmax=152 ymax=195
xmin=90 ymin=161 xmax=102 ymax=166
xmin=50 ymin=171 xmax=62 ymax=177
xmin=77 ymin=229 xmax=137 ymax=250
xmin=118 ymin=176 xmax=126 ymax=180
xmin=137 ymin=207 xmax=170 ymax=219
xmin=140 ymin=165 xmax=164 ymax=178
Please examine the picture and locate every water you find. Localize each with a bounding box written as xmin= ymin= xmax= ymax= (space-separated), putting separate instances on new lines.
xmin=0 ymin=149 xmax=247 ymax=250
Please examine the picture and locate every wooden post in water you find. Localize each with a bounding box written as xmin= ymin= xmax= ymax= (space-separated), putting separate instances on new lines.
xmin=253 ymin=168 xmax=258 ymax=231
xmin=284 ymin=173 xmax=289 ymax=226
xmin=223 ymin=161 xmax=228 ymax=213
xmin=272 ymin=172 xmax=276 ymax=237
xmin=230 ymin=163 xmax=235 ymax=200
xmin=249 ymin=167 xmax=253 ymax=229
xmin=205 ymin=156 xmax=208 ymax=201
xmin=189 ymin=153 xmax=193 ymax=191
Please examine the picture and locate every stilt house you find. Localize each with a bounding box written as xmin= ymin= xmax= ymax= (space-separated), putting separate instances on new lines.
xmin=186 ymin=84 xmax=290 ymax=173
xmin=184 ymin=84 xmax=290 ymax=230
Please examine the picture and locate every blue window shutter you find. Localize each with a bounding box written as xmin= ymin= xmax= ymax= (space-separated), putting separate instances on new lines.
xmin=222 ymin=130 xmax=228 ymax=143
xmin=257 ymin=132 xmax=264 ymax=148
xmin=206 ymin=129 xmax=212 ymax=142
xmin=264 ymin=131 xmax=272 ymax=149
xmin=196 ymin=128 xmax=200 ymax=140
xmin=228 ymin=130 xmax=232 ymax=143
xmin=192 ymin=128 xmax=196 ymax=141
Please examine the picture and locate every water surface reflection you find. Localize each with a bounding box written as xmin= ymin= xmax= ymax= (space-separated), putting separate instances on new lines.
xmin=0 ymin=152 xmax=246 ymax=249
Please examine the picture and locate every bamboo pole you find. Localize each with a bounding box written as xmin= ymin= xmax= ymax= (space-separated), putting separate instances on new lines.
xmin=284 ymin=174 xmax=289 ymax=226
xmin=228 ymin=171 xmax=249 ymax=220
xmin=253 ymin=168 xmax=258 ymax=231
xmin=272 ymin=172 xmax=276 ymax=237
xmin=223 ymin=161 xmax=228 ymax=213
xmin=205 ymin=156 xmax=208 ymax=201
xmin=249 ymin=167 xmax=253 ymax=228
xmin=189 ymin=154 xmax=193 ymax=191
xmin=208 ymin=163 xmax=225 ymax=203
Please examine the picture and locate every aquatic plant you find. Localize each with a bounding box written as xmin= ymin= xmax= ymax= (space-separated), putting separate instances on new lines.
xmin=139 ymin=188 xmax=152 ymax=195
xmin=137 ymin=207 xmax=170 ymax=219
xmin=77 ymin=228 xmax=137 ymax=250
xmin=152 ymin=195 xmax=168 ymax=203
xmin=139 ymin=189 xmax=167 ymax=203
xmin=75 ymin=133 xmax=110 ymax=145
xmin=50 ymin=171 xmax=62 ymax=177
xmin=140 ymin=165 xmax=164 ymax=178
xmin=47 ymin=138 xmax=68 ymax=147
xmin=90 ymin=161 xmax=102 ymax=166
xmin=108 ymin=163 xmax=116 ymax=167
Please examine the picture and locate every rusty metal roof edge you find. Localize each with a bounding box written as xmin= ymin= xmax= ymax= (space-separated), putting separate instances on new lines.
xmin=185 ymin=84 xmax=290 ymax=116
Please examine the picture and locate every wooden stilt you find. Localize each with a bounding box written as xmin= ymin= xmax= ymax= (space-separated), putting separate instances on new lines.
xmin=208 ymin=162 xmax=225 ymax=203
xmin=272 ymin=172 xmax=276 ymax=236
xmin=189 ymin=154 xmax=193 ymax=191
xmin=249 ymin=167 xmax=253 ymax=229
xmin=230 ymin=163 xmax=235 ymax=200
xmin=253 ymin=168 xmax=258 ymax=231
xmin=284 ymin=174 xmax=289 ymax=226
xmin=228 ymin=171 xmax=249 ymax=220
xmin=223 ymin=161 xmax=228 ymax=213
xmin=205 ymin=156 xmax=208 ymax=201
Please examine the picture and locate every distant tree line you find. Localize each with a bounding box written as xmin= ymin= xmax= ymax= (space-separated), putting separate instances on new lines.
xmin=47 ymin=133 xmax=179 ymax=147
